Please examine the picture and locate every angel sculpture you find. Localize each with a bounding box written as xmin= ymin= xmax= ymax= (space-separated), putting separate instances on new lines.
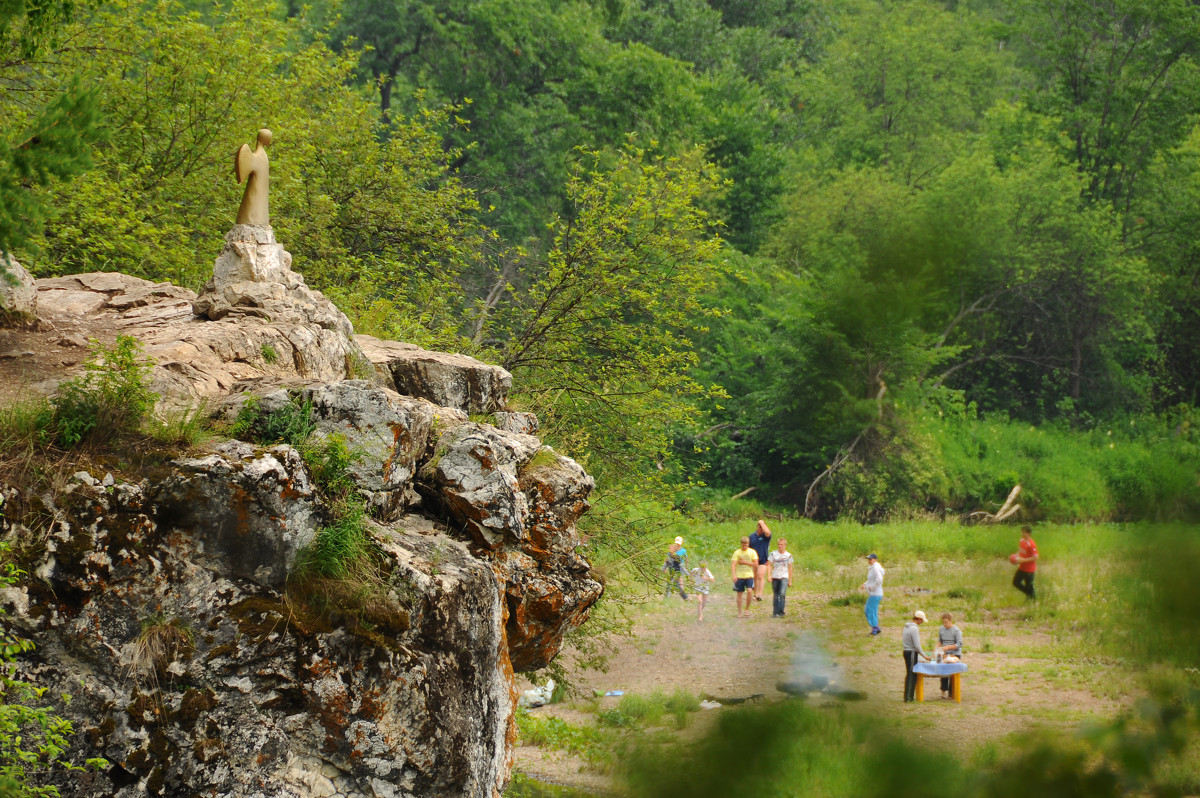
xmin=234 ymin=128 xmax=272 ymax=226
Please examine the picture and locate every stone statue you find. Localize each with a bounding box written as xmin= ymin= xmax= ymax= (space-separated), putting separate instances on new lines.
xmin=234 ymin=128 xmax=272 ymax=226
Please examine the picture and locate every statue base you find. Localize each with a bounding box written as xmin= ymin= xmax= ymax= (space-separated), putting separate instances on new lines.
xmin=193 ymin=225 xmax=355 ymax=339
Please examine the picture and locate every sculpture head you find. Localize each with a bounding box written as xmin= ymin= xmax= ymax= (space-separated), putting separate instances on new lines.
xmin=257 ymin=128 xmax=273 ymax=147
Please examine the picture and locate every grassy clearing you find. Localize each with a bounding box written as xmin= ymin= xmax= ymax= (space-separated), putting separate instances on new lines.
xmin=510 ymin=517 xmax=1200 ymax=798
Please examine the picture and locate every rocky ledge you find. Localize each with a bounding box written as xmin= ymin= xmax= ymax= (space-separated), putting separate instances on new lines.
xmin=0 ymin=228 xmax=602 ymax=798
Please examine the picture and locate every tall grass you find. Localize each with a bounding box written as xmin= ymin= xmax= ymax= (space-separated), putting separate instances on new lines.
xmin=927 ymin=410 xmax=1200 ymax=521
xmin=598 ymin=689 xmax=700 ymax=731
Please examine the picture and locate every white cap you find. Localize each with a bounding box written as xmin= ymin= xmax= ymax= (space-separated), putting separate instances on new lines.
xmin=674 ymin=536 xmax=684 ymax=545
xmin=913 ymin=610 xmax=927 ymax=622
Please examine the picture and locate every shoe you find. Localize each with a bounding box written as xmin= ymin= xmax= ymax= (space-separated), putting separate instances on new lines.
xmin=870 ymin=627 xmax=881 ymax=636
xmin=755 ymin=596 xmax=762 ymax=602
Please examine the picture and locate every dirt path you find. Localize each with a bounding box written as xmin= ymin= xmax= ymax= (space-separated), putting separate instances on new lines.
xmin=513 ymin=580 xmax=1127 ymax=793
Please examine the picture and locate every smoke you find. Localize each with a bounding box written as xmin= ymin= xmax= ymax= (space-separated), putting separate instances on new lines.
xmin=776 ymin=632 xmax=864 ymax=700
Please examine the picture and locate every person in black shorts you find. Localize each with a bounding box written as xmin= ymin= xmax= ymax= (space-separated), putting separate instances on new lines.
xmin=730 ymin=536 xmax=758 ymax=618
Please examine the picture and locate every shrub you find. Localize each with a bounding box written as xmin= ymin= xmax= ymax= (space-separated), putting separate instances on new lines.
xmin=300 ymin=434 xmax=361 ymax=500
xmin=513 ymin=711 xmax=614 ymax=769
xmin=50 ymin=336 xmax=156 ymax=447
xmin=598 ymin=689 xmax=699 ymax=730
xmin=145 ymin=401 xmax=210 ymax=447
xmin=231 ymin=393 xmax=315 ymax=448
xmin=295 ymin=504 xmax=372 ymax=580
xmin=129 ymin=616 xmax=195 ymax=691
xmin=821 ymin=400 xmax=1200 ymax=522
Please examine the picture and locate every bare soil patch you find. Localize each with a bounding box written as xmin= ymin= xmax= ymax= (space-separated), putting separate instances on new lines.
xmin=0 ymin=319 xmax=115 ymax=407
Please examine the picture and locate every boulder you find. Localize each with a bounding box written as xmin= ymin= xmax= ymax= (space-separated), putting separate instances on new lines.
xmin=7 ymin=249 xmax=603 ymax=795
xmin=288 ymin=381 xmax=465 ymax=520
xmin=506 ymin=449 xmax=600 ymax=671
xmin=417 ymin=422 xmax=540 ymax=548
xmin=417 ymin=424 xmax=601 ymax=671
xmin=358 ymin=335 xmax=511 ymax=414
xmin=1 ymin=469 xmax=516 ymax=798
xmin=193 ymin=225 xmax=355 ymax=339
xmin=156 ymin=440 xmax=320 ymax=588
xmin=34 ymin=268 xmax=361 ymax=406
xmin=492 ymin=411 xmax=539 ymax=436
xmin=0 ymin=254 xmax=38 ymax=328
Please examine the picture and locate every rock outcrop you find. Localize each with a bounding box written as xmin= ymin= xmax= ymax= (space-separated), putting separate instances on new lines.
xmin=0 ymin=231 xmax=601 ymax=797
xmin=0 ymin=253 xmax=37 ymax=328
xmin=358 ymin=335 xmax=511 ymax=415
xmin=33 ymin=225 xmax=365 ymax=407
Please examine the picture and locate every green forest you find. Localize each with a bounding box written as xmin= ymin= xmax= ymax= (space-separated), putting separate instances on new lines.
xmin=4 ymin=0 xmax=1200 ymax=530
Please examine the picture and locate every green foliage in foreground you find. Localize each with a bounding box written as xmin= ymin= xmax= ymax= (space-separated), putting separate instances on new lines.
xmin=0 ymin=548 xmax=108 ymax=796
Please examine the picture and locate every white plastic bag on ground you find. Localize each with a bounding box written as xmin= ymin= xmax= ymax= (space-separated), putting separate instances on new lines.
xmin=518 ymin=678 xmax=556 ymax=708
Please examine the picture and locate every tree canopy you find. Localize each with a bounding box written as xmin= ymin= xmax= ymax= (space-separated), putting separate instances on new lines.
xmin=4 ymin=0 xmax=1200 ymax=520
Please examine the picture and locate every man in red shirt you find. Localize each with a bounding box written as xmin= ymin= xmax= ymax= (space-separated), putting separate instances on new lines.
xmin=1012 ymin=525 xmax=1038 ymax=599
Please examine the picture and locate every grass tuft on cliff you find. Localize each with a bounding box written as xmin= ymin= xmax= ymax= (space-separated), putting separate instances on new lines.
xmin=228 ymin=393 xmax=404 ymax=631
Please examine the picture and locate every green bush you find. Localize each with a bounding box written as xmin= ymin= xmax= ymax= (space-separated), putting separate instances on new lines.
xmin=231 ymin=393 xmax=315 ymax=448
xmin=145 ymin=401 xmax=209 ymax=447
xmin=301 ymin=434 xmax=361 ymax=500
xmin=513 ymin=711 xmax=613 ymax=769
xmin=50 ymin=336 xmax=156 ymax=447
xmin=598 ymin=689 xmax=699 ymax=730
xmin=819 ymin=400 xmax=1200 ymax=522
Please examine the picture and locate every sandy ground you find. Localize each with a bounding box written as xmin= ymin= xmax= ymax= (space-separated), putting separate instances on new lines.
xmin=513 ymin=577 xmax=1126 ymax=794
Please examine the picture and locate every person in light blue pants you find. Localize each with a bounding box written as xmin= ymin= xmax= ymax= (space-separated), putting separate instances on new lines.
xmin=860 ymin=553 xmax=885 ymax=635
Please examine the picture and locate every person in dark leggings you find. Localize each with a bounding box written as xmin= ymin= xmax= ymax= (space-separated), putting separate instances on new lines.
xmin=1011 ymin=526 xmax=1039 ymax=599
xmin=902 ymin=610 xmax=931 ymax=702
xmin=663 ymin=541 xmax=688 ymax=600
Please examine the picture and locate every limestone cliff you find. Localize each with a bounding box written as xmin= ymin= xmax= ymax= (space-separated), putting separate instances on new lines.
xmin=0 ymin=227 xmax=602 ymax=798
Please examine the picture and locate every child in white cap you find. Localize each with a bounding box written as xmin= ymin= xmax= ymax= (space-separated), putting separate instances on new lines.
xmin=662 ymin=537 xmax=688 ymax=600
xmin=902 ymin=610 xmax=931 ymax=702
